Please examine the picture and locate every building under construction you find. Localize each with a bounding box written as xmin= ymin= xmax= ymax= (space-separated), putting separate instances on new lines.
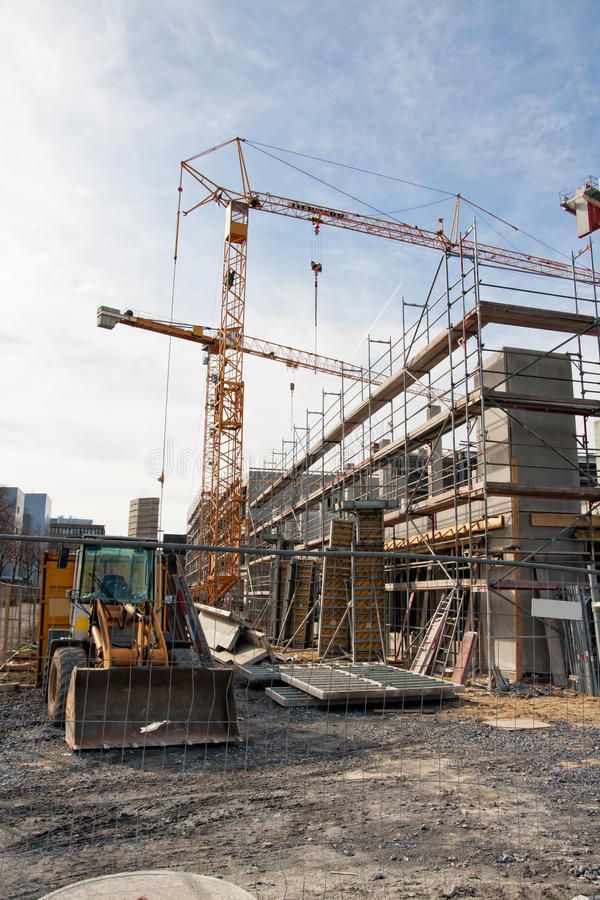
xmin=240 ymin=242 xmax=600 ymax=683
xmin=120 ymin=145 xmax=599 ymax=688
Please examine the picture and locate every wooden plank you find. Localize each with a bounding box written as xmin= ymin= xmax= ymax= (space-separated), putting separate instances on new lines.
xmin=483 ymin=390 xmax=600 ymax=416
xmin=411 ymin=616 xmax=446 ymax=675
xmin=531 ymin=512 xmax=600 ymax=528
xmin=488 ymin=481 xmax=600 ymax=501
xmin=400 ymin=578 xmax=487 ymax=591
xmin=386 ymin=516 xmax=504 ymax=550
xmin=287 ymin=559 xmax=316 ymax=649
xmin=574 ymin=529 xmax=600 ymax=540
xmin=451 ymin=632 xmax=477 ymax=684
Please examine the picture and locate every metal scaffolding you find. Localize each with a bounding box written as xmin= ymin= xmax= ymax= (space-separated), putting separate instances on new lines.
xmin=245 ymin=226 xmax=600 ymax=680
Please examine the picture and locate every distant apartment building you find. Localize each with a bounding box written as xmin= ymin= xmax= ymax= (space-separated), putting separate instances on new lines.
xmin=128 ymin=497 xmax=159 ymax=540
xmin=50 ymin=516 xmax=106 ymax=538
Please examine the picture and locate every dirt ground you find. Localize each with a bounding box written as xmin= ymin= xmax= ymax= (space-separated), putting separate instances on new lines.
xmin=1 ymin=683 xmax=599 ymax=900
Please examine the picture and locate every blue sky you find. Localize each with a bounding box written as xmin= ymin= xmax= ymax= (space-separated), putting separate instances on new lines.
xmin=1 ymin=1 xmax=599 ymax=534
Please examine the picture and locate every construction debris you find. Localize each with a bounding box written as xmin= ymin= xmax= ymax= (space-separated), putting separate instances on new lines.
xmin=234 ymin=660 xmax=282 ymax=687
xmin=0 ymin=644 xmax=37 ymax=687
xmin=198 ymin=604 xmax=276 ymax=665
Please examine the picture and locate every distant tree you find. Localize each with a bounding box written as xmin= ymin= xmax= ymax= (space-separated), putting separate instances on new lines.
xmin=0 ymin=486 xmax=18 ymax=581
xmin=0 ymin=488 xmax=45 ymax=585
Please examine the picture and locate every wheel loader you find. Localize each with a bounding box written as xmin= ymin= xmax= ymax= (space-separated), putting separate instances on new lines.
xmin=38 ymin=539 xmax=239 ymax=750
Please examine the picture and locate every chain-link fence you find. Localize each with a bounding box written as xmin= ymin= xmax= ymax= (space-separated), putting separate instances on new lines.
xmin=1 ymin=536 xmax=599 ymax=899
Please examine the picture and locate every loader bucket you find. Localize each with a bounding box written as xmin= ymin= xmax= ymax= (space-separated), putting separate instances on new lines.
xmin=64 ymin=666 xmax=240 ymax=751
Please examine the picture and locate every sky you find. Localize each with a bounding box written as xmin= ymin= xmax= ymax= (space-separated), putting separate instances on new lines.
xmin=1 ymin=0 xmax=599 ymax=535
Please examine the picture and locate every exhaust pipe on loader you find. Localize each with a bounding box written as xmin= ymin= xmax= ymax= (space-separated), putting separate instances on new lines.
xmin=65 ymin=666 xmax=240 ymax=751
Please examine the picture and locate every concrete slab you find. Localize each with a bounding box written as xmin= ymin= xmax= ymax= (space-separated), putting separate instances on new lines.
xmin=266 ymin=684 xmax=322 ymax=707
xmin=235 ymin=661 xmax=282 ymax=687
xmin=483 ymin=717 xmax=553 ymax=730
xmin=40 ymin=869 xmax=255 ymax=899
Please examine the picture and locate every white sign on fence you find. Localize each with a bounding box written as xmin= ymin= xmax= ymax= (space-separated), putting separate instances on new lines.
xmin=531 ymin=597 xmax=582 ymax=621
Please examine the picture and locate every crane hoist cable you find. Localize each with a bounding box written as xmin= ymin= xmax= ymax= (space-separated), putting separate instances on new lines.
xmin=244 ymin=138 xmax=570 ymax=262
xmin=290 ymin=381 xmax=295 ymax=431
xmin=157 ymin=254 xmax=179 ymax=536
xmin=311 ymin=221 xmax=322 ymax=357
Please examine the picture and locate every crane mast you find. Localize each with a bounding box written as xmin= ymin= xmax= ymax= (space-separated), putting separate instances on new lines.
xmin=208 ymin=200 xmax=249 ymax=602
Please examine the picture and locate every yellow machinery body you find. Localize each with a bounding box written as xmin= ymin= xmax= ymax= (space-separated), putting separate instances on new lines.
xmin=37 ymin=543 xmax=239 ymax=750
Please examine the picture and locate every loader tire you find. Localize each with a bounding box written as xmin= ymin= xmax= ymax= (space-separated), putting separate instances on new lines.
xmin=172 ymin=648 xmax=201 ymax=667
xmin=47 ymin=647 xmax=87 ymax=725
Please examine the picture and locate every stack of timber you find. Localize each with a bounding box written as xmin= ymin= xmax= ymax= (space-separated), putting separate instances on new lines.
xmin=198 ymin=604 xmax=276 ymax=667
xmin=0 ymin=644 xmax=37 ymax=687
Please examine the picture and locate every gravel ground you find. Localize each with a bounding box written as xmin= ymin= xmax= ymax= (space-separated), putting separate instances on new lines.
xmin=1 ymin=685 xmax=599 ymax=899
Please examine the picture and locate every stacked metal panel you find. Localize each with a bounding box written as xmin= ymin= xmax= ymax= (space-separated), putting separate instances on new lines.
xmin=317 ymin=519 xmax=354 ymax=658
xmin=287 ymin=558 xmax=317 ymax=649
xmin=565 ymin=585 xmax=599 ymax=696
xmin=268 ymin=558 xmax=291 ymax=639
xmin=352 ymin=509 xmax=386 ymax=661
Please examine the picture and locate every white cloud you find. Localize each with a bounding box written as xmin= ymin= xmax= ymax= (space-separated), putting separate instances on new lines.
xmin=1 ymin=0 xmax=598 ymax=533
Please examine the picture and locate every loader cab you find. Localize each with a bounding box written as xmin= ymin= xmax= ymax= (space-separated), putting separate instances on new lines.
xmin=79 ymin=544 xmax=154 ymax=603
xmin=70 ymin=543 xmax=155 ymax=638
